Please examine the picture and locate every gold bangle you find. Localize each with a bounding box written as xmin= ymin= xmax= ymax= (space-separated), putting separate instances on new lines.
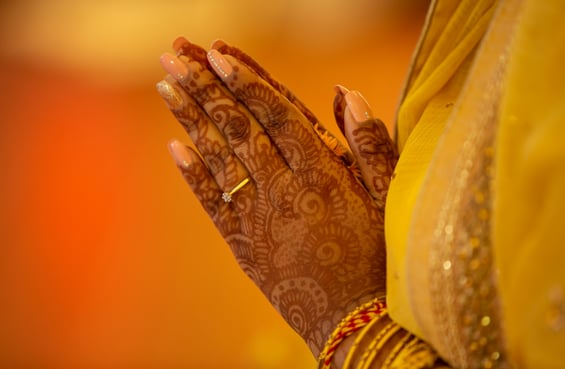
xmin=353 ymin=319 xmax=438 ymax=369
xmin=342 ymin=313 xmax=386 ymax=369
xmin=384 ymin=336 xmax=438 ymax=369
xmin=357 ymin=321 xmax=402 ymax=369
xmin=333 ymin=307 xmax=439 ymax=369
xmin=379 ymin=331 xmax=413 ymax=369
xmin=317 ymin=297 xmax=386 ymax=369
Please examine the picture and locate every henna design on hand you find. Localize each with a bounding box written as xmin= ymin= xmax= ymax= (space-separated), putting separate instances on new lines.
xmin=348 ymin=121 xmax=398 ymax=215
xmin=159 ymin=39 xmax=396 ymax=356
xmin=333 ymin=85 xmax=399 ymax=217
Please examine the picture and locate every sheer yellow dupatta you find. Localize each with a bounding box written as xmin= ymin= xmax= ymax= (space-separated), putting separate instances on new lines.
xmin=385 ymin=0 xmax=497 ymax=341
xmin=402 ymin=0 xmax=517 ymax=366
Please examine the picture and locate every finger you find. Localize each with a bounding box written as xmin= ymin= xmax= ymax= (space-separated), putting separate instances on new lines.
xmin=167 ymin=139 xmax=241 ymax=236
xmin=173 ymin=36 xmax=208 ymax=64
xmin=333 ymin=84 xmax=349 ymax=137
xmin=332 ymin=84 xmax=364 ymax=180
xmin=212 ymin=40 xmax=354 ymax=166
xmin=211 ymin=39 xmax=319 ymax=126
xmin=157 ymin=75 xmax=247 ymax=192
xmin=342 ymin=90 xmax=398 ymax=215
xmin=207 ymin=49 xmax=335 ymax=172
xmin=160 ymin=46 xmax=288 ymax=183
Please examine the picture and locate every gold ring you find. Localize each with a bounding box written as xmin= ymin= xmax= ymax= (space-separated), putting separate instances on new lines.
xmin=221 ymin=177 xmax=250 ymax=203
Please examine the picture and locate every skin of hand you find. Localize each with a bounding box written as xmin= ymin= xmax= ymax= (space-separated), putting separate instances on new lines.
xmin=156 ymin=38 xmax=398 ymax=356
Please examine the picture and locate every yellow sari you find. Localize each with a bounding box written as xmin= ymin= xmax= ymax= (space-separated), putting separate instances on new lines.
xmin=385 ymin=0 xmax=565 ymax=367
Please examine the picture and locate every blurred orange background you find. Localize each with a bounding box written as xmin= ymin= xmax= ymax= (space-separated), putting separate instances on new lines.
xmin=0 ymin=1 xmax=428 ymax=368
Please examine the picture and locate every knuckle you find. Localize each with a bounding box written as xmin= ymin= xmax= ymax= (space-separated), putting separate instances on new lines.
xmin=176 ymin=103 xmax=203 ymax=133
xmin=224 ymin=115 xmax=251 ymax=144
xmin=204 ymin=146 xmax=232 ymax=176
xmin=235 ymin=82 xmax=289 ymax=131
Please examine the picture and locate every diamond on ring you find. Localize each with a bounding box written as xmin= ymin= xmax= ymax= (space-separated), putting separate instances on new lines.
xmin=222 ymin=192 xmax=233 ymax=203
xmin=221 ymin=177 xmax=250 ymax=203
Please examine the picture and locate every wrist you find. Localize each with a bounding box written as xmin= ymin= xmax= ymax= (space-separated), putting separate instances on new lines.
xmin=318 ymin=302 xmax=442 ymax=369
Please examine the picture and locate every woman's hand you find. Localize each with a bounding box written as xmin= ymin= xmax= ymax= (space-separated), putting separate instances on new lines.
xmin=157 ymin=38 xmax=397 ymax=355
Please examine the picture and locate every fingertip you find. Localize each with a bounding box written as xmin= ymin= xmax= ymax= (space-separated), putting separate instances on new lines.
xmin=333 ymin=85 xmax=348 ymax=135
xmin=160 ymin=52 xmax=188 ymax=82
xmin=173 ymin=36 xmax=189 ymax=53
xmin=334 ymin=84 xmax=350 ymax=96
xmin=210 ymin=39 xmax=228 ymax=50
xmin=167 ymin=139 xmax=193 ymax=169
xmin=344 ymin=91 xmax=374 ymax=124
xmin=207 ymin=49 xmax=233 ymax=79
xmin=156 ymin=79 xmax=184 ymax=109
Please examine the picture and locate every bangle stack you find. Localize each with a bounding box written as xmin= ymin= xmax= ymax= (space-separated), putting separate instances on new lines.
xmin=317 ymin=297 xmax=387 ymax=369
xmin=318 ymin=296 xmax=439 ymax=369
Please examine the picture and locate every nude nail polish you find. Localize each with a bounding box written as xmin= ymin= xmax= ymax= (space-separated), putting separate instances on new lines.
xmin=160 ymin=52 xmax=188 ymax=81
xmin=334 ymin=84 xmax=350 ymax=96
xmin=156 ymin=79 xmax=183 ymax=109
xmin=207 ymin=49 xmax=233 ymax=79
xmin=210 ymin=39 xmax=227 ymax=50
xmin=345 ymin=91 xmax=374 ymax=123
xmin=168 ymin=139 xmax=192 ymax=169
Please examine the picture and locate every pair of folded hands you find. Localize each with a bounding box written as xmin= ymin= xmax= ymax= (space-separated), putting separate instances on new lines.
xmin=157 ymin=37 xmax=398 ymax=355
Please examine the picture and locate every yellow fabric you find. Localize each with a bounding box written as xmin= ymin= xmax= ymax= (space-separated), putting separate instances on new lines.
xmin=386 ymin=0 xmax=565 ymax=366
xmin=395 ymin=0 xmax=497 ymax=150
xmin=494 ymin=1 xmax=565 ymax=367
xmin=385 ymin=0 xmax=497 ymax=338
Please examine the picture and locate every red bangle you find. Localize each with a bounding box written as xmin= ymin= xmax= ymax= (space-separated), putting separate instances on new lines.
xmin=318 ymin=297 xmax=386 ymax=369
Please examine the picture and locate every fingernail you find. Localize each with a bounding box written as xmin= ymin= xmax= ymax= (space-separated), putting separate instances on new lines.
xmin=173 ymin=36 xmax=190 ymax=54
xmin=207 ymin=49 xmax=232 ymax=78
xmin=334 ymin=84 xmax=350 ymax=96
xmin=156 ymin=79 xmax=183 ymax=109
xmin=168 ymin=139 xmax=192 ymax=169
xmin=333 ymin=85 xmax=348 ymax=134
xmin=160 ymin=52 xmax=188 ymax=81
xmin=210 ymin=39 xmax=227 ymax=50
xmin=345 ymin=91 xmax=374 ymax=123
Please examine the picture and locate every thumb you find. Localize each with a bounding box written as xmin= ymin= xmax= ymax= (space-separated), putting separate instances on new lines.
xmin=342 ymin=90 xmax=398 ymax=215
